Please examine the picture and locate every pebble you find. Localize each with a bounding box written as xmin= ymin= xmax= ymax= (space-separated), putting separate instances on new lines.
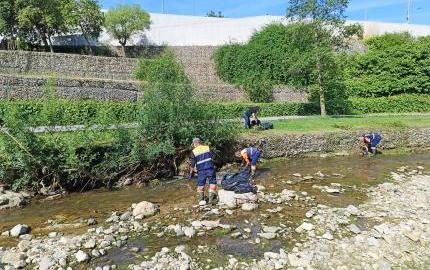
xmin=322 ymin=232 xmax=334 ymax=240
xmin=258 ymin=232 xmax=277 ymax=240
xmin=349 ymin=224 xmax=362 ymax=234
xmin=241 ymin=203 xmax=258 ymax=211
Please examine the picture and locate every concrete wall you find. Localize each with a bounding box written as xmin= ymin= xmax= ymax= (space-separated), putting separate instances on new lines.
xmin=0 ymin=49 xmax=308 ymax=102
xmin=245 ymin=128 xmax=430 ymax=158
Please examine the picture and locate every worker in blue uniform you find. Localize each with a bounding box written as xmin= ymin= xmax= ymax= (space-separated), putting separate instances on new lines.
xmin=235 ymin=146 xmax=261 ymax=177
xmin=359 ymin=133 xmax=382 ymax=156
xmin=189 ymin=138 xmax=217 ymax=204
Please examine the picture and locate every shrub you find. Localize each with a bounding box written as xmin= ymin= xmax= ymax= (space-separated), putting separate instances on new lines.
xmin=0 ymin=100 xmax=139 ymax=126
xmin=345 ymin=33 xmax=430 ymax=97
xmin=0 ymin=101 xmax=136 ymax=191
xmin=349 ymin=94 xmax=430 ymax=114
xmin=134 ymin=50 xmax=237 ymax=163
xmin=214 ymin=23 xmax=349 ymax=108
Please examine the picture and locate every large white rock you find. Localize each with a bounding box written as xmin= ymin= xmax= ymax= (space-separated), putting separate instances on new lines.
xmin=39 ymin=256 xmax=55 ymax=270
xmin=242 ymin=203 xmax=258 ymax=211
xmin=183 ymin=227 xmax=195 ymax=238
xmin=75 ymin=250 xmax=89 ymax=262
xmin=132 ymin=201 xmax=159 ymax=219
xmin=218 ymin=190 xmax=237 ymax=208
xmin=295 ymin=222 xmax=314 ymax=233
xmin=234 ymin=192 xmax=258 ymax=204
xmin=10 ymin=224 xmax=30 ymax=237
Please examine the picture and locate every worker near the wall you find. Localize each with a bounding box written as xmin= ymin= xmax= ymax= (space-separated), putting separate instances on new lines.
xmin=243 ymin=106 xmax=260 ymax=129
xmin=235 ymin=146 xmax=261 ymax=177
xmin=189 ymin=137 xmax=217 ymax=204
xmin=359 ymin=133 xmax=382 ymax=156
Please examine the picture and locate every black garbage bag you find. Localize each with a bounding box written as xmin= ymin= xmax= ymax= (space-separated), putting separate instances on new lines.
xmin=221 ymin=167 xmax=257 ymax=194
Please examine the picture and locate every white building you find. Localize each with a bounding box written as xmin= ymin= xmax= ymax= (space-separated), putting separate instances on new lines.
xmin=95 ymin=13 xmax=430 ymax=46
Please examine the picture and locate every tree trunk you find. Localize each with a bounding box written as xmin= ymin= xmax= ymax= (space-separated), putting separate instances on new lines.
xmin=47 ymin=36 xmax=54 ymax=53
xmin=121 ymin=44 xmax=126 ymax=57
xmin=120 ymin=38 xmax=127 ymax=57
xmin=41 ymin=36 xmax=49 ymax=52
xmin=316 ymin=58 xmax=327 ymax=116
xmin=83 ymin=35 xmax=94 ymax=55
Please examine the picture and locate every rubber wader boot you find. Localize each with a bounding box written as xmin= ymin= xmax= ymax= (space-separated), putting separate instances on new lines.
xmin=208 ymin=192 xmax=218 ymax=205
xmin=198 ymin=192 xmax=205 ymax=203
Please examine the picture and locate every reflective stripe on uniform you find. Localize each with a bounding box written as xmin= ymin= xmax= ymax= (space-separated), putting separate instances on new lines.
xmin=197 ymin=158 xmax=212 ymax=165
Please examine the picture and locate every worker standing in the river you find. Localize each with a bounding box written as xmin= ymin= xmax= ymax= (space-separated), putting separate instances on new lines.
xmin=235 ymin=146 xmax=261 ymax=178
xmin=189 ymin=138 xmax=217 ymax=205
xmin=359 ymin=133 xmax=382 ymax=156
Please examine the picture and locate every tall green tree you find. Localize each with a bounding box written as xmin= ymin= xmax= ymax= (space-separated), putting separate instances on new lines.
xmin=0 ymin=0 xmax=18 ymax=49
xmin=287 ymin=0 xmax=362 ymax=115
xmin=105 ymin=4 xmax=150 ymax=56
xmin=16 ymin=0 xmax=73 ymax=53
xmin=67 ymin=0 xmax=104 ymax=54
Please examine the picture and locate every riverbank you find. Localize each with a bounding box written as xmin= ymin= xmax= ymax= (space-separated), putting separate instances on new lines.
xmin=0 ymin=154 xmax=429 ymax=269
xmin=242 ymin=127 xmax=430 ymax=158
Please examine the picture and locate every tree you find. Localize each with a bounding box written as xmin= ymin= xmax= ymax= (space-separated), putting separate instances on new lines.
xmin=287 ymin=0 xmax=362 ymax=115
xmin=0 ymin=0 xmax=18 ymax=49
xmin=16 ymin=0 xmax=73 ymax=53
xmin=207 ymin=11 xmax=224 ymax=18
xmin=105 ymin=4 xmax=150 ymax=56
xmin=67 ymin=0 xmax=104 ymax=54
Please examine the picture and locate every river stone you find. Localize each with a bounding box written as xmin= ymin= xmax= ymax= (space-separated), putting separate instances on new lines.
xmin=120 ymin=212 xmax=132 ymax=221
xmin=39 ymin=256 xmax=55 ymax=270
xmin=234 ymin=193 xmax=258 ymax=204
xmin=258 ymin=232 xmax=277 ymax=240
xmin=349 ymin=224 xmax=362 ymax=234
xmin=217 ymin=190 xmax=237 ymax=208
xmin=84 ymin=239 xmax=96 ymax=249
xmin=322 ymin=232 xmax=334 ymax=240
xmin=132 ymin=201 xmax=159 ymax=219
xmin=0 ymin=191 xmax=28 ymax=210
xmin=75 ymin=250 xmax=89 ymax=262
xmin=17 ymin=240 xmax=31 ymax=252
xmin=346 ymin=205 xmax=360 ymax=216
xmin=297 ymin=222 xmax=313 ymax=232
xmin=10 ymin=224 xmax=30 ymax=237
xmin=242 ymin=203 xmax=258 ymax=211
xmin=288 ymin=253 xmax=311 ymax=267
xmin=87 ymin=218 xmax=97 ymax=226
xmin=1 ymin=251 xmax=26 ymax=266
xmin=183 ymin=227 xmax=195 ymax=238
xmin=262 ymin=226 xmax=281 ymax=233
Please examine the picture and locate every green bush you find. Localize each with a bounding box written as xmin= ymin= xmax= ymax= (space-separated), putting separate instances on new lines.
xmin=0 ymin=100 xmax=139 ymax=126
xmin=349 ymin=94 xmax=430 ymax=114
xmin=134 ymin=50 xmax=237 ymax=162
xmin=214 ymin=23 xmax=349 ymax=107
xmin=345 ymin=33 xmax=430 ymax=97
xmin=0 ymin=101 xmax=137 ymax=191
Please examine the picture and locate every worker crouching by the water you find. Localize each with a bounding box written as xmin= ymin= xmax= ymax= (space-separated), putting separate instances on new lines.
xmin=235 ymin=146 xmax=261 ymax=178
xmin=189 ymin=138 xmax=217 ymax=204
xmin=359 ymin=133 xmax=382 ymax=156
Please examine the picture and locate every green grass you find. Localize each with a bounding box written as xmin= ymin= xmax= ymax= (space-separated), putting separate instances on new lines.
xmin=246 ymin=114 xmax=430 ymax=135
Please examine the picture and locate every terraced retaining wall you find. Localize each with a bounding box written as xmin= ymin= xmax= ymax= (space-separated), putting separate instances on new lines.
xmin=0 ymin=74 xmax=143 ymax=101
xmin=0 ymin=48 xmax=308 ymax=102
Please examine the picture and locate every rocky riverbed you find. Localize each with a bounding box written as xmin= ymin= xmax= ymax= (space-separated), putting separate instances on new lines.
xmin=0 ymin=154 xmax=429 ymax=269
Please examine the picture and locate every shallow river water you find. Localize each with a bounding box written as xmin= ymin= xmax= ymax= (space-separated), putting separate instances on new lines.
xmin=1 ymin=152 xmax=429 ymax=267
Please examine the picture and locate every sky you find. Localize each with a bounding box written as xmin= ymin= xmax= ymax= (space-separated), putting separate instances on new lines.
xmin=100 ymin=0 xmax=430 ymax=25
